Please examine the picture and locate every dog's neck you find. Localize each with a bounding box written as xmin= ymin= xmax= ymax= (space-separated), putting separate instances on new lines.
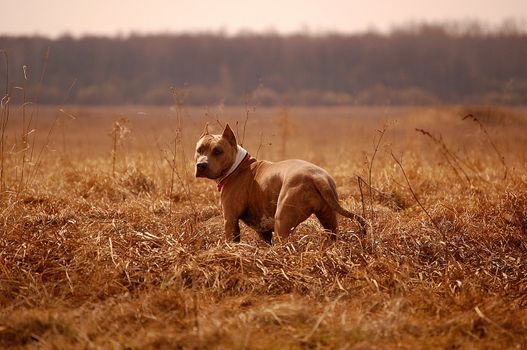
xmin=216 ymin=145 xmax=249 ymax=187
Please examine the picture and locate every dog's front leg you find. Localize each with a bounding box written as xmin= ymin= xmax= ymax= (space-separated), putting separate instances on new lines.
xmin=224 ymin=218 xmax=241 ymax=242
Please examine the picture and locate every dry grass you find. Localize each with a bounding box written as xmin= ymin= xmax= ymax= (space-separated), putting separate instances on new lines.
xmin=0 ymin=105 xmax=526 ymax=349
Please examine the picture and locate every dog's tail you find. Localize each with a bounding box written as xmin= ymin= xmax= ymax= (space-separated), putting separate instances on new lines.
xmin=314 ymin=176 xmax=367 ymax=232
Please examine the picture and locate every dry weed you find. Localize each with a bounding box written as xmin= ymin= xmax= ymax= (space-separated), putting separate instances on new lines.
xmin=0 ymin=105 xmax=526 ymax=349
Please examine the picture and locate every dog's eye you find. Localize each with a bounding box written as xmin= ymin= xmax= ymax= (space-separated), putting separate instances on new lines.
xmin=212 ymin=148 xmax=223 ymax=156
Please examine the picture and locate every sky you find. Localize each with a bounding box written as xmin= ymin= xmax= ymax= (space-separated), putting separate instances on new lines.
xmin=1 ymin=0 xmax=526 ymax=37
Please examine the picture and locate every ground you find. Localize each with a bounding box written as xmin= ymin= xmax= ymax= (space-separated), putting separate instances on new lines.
xmin=1 ymin=105 xmax=526 ymax=349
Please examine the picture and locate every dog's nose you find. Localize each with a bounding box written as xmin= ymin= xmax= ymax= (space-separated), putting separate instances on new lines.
xmin=196 ymin=162 xmax=208 ymax=170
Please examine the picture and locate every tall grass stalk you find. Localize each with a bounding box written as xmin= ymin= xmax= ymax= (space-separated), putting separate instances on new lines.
xmin=26 ymin=47 xmax=51 ymax=172
xmin=111 ymin=118 xmax=130 ymax=177
xmin=60 ymin=79 xmax=77 ymax=157
xmin=0 ymin=50 xmax=9 ymax=192
xmin=168 ymin=135 xmax=178 ymax=214
xmin=390 ymin=150 xmax=447 ymax=257
xmin=366 ymin=125 xmax=387 ymax=252
xmin=15 ymin=65 xmax=30 ymax=193
xmin=415 ymin=128 xmax=471 ymax=184
xmin=170 ymin=87 xmax=196 ymax=214
xmin=277 ymin=106 xmax=290 ymax=160
xmin=463 ymin=113 xmax=508 ymax=179
xmin=240 ymin=94 xmax=253 ymax=147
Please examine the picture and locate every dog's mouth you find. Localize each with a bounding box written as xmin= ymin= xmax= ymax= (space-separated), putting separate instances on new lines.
xmin=195 ymin=166 xmax=221 ymax=179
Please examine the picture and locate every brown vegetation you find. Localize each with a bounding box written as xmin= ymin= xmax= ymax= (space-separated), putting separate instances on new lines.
xmin=0 ymin=104 xmax=526 ymax=348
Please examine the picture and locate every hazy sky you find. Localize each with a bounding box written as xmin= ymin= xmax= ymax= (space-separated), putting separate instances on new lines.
xmin=2 ymin=0 xmax=526 ymax=37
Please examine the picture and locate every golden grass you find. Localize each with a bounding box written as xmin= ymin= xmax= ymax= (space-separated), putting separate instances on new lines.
xmin=0 ymin=105 xmax=526 ymax=349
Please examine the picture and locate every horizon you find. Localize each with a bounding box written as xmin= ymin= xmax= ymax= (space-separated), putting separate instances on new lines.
xmin=2 ymin=19 xmax=527 ymax=40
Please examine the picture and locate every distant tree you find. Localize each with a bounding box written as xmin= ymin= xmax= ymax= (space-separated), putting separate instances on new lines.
xmin=1 ymin=23 xmax=526 ymax=105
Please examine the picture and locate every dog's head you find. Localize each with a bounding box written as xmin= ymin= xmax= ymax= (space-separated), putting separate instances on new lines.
xmin=194 ymin=123 xmax=238 ymax=179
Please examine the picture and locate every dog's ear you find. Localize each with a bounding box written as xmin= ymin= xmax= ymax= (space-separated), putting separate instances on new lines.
xmin=200 ymin=123 xmax=209 ymax=138
xmin=222 ymin=124 xmax=237 ymax=147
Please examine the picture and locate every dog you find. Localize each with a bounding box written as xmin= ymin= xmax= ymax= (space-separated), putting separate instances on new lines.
xmin=195 ymin=123 xmax=365 ymax=244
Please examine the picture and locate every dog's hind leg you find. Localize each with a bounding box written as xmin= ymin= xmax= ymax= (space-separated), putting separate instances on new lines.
xmin=274 ymin=189 xmax=311 ymax=241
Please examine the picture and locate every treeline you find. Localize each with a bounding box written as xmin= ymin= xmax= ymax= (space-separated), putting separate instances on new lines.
xmin=1 ymin=24 xmax=527 ymax=105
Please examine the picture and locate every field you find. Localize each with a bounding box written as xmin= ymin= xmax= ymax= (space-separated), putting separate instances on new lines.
xmin=0 ymin=104 xmax=526 ymax=349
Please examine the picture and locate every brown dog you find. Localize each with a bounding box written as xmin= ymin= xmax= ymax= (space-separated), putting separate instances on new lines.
xmin=195 ymin=124 xmax=365 ymax=244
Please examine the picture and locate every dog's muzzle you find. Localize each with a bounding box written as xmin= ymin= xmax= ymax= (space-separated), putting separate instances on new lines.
xmin=195 ymin=162 xmax=208 ymax=177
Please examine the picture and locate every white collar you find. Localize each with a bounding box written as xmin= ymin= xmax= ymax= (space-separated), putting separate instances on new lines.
xmin=216 ymin=145 xmax=249 ymax=185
